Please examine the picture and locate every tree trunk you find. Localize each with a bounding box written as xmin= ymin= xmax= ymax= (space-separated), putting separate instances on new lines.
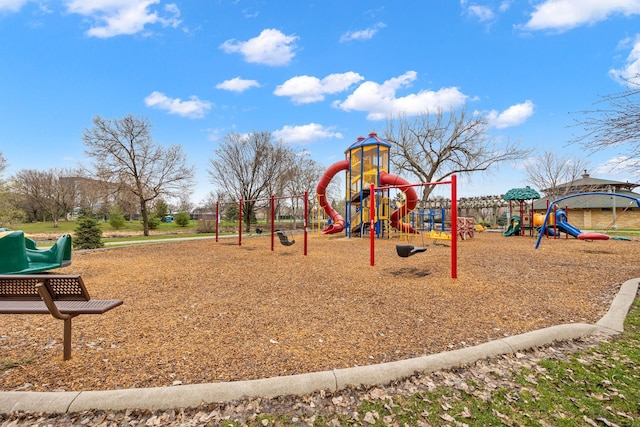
xmin=140 ymin=200 xmax=150 ymax=236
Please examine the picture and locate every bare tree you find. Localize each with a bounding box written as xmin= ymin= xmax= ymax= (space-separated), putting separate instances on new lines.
xmin=571 ymin=77 xmax=640 ymax=171
xmin=524 ymin=151 xmax=590 ymax=199
xmin=0 ymin=151 xmax=6 ymax=175
xmin=384 ymin=109 xmax=530 ymax=201
xmin=11 ymin=168 xmax=77 ymax=226
xmin=282 ymin=153 xmax=326 ymax=226
xmin=0 ymin=153 xmax=26 ymax=225
xmin=208 ymin=131 xmax=291 ymax=231
xmin=82 ymin=115 xmax=195 ymax=236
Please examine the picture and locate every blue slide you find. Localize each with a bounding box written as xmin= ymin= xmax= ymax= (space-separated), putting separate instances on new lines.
xmin=554 ymin=209 xmax=581 ymax=237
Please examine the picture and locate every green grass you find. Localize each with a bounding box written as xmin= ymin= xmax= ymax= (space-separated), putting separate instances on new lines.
xmin=606 ymin=229 xmax=640 ymax=238
xmin=11 ymin=220 xmax=198 ymax=235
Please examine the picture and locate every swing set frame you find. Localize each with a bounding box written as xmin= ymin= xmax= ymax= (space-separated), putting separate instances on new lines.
xmin=368 ymin=174 xmax=458 ymax=279
xmin=214 ymin=192 xmax=309 ymax=255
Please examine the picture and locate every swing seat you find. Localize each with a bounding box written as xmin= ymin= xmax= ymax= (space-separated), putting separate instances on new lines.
xmin=276 ymin=231 xmax=295 ymax=246
xmin=396 ymin=244 xmax=427 ymax=258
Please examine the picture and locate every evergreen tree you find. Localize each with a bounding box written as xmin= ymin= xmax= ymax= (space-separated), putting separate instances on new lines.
xmin=175 ymin=211 xmax=190 ymax=227
xmin=74 ymin=211 xmax=104 ymax=249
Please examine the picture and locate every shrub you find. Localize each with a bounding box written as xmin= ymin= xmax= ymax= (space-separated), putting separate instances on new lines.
xmin=74 ymin=211 xmax=104 ymax=249
xmin=174 ymin=211 xmax=190 ymax=227
xmin=196 ymin=218 xmax=215 ymax=233
xmin=147 ymin=215 xmax=161 ymax=229
xmin=108 ymin=205 xmax=126 ymax=229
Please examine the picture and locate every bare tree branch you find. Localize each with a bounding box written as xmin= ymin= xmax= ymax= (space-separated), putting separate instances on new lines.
xmin=524 ymin=151 xmax=590 ymax=199
xmin=208 ymin=131 xmax=293 ymax=231
xmin=82 ymin=114 xmax=194 ymax=236
xmin=384 ymin=109 xmax=531 ymax=201
xmin=570 ymin=76 xmax=640 ymax=170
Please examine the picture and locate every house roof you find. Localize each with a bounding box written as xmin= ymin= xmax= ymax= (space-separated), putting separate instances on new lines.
xmin=542 ymin=172 xmax=640 ymax=193
xmin=532 ymin=190 xmax=640 ymax=210
xmin=533 ymin=172 xmax=640 ymax=209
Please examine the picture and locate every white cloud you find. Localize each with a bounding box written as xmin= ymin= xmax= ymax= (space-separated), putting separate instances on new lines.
xmin=220 ymin=28 xmax=298 ymax=66
xmin=216 ymin=77 xmax=261 ymax=93
xmin=339 ymin=22 xmax=386 ymax=42
xmin=144 ymin=91 xmax=212 ymax=118
xmin=487 ymin=100 xmax=535 ymax=128
xmin=272 ymin=123 xmax=344 ymax=145
xmin=610 ymin=35 xmax=640 ymax=84
xmin=334 ymin=71 xmax=468 ymax=120
xmin=0 ymin=0 xmax=29 ymax=13
xmin=593 ymin=156 xmax=640 ymax=177
xmin=65 ymin=0 xmax=181 ymax=38
xmin=498 ymin=1 xmax=512 ymax=13
xmin=522 ymin=0 xmax=640 ymax=32
xmin=274 ymin=72 xmax=364 ymax=104
xmin=461 ymin=1 xmax=512 ymax=23
xmin=466 ymin=5 xmax=495 ymax=22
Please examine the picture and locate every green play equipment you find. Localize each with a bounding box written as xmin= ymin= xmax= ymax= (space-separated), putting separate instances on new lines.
xmin=0 ymin=229 xmax=72 ymax=274
xmin=503 ymin=215 xmax=521 ymax=237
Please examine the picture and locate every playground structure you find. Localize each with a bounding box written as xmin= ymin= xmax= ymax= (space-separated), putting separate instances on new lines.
xmin=213 ymin=193 xmax=309 ymax=255
xmin=502 ymin=187 xmax=540 ymax=237
xmin=316 ymin=133 xmax=420 ymax=238
xmin=535 ymin=192 xmax=640 ymax=248
xmin=503 ymin=215 xmax=522 ymax=237
xmin=0 ymin=229 xmax=72 ymax=274
xmin=535 ymin=207 xmax=610 ymax=241
xmin=314 ymin=132 xmax=462 ymax=277
xmin=316 ymin=133 xmax=455 ymax=240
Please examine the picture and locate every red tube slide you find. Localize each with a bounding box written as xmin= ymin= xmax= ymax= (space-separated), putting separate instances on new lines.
xmin=380 ymin=172 xmax=418 ymax=234
xmin=316 ymin=159 xmax=349 ymax=234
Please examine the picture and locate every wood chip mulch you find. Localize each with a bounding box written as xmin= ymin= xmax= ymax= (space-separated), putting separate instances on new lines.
xmin=1 ymin=231 xmax=638 ymax=392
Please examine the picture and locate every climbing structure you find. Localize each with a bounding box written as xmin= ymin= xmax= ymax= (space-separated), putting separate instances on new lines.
xmin=316 ymin=132 xmax=419 ymax=237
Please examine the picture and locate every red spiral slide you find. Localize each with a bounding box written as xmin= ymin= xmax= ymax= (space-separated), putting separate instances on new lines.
xmin=316 ymin=159 xmax=349 ymax=234
xmin=380 ymin=172 xmax=418 ymax=234
xmin=316 ymin=161 xmax=419 ymax=235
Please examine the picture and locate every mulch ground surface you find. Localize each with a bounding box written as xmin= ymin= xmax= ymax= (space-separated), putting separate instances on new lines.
xmin=2 ymin=231 xmax=639 ymax=392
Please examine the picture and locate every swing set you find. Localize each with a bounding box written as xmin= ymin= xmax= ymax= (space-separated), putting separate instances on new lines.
xmin=276 ymin=230 xmax=295 ymax=246
xmin=214 ymin=192 xmax=309 ymax=255
xmin=368 ymin=175 xmax=458 ymax=279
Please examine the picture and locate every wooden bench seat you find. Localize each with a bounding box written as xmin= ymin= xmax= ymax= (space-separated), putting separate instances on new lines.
xmin=0 ymin=274 xmax=123 ymax=360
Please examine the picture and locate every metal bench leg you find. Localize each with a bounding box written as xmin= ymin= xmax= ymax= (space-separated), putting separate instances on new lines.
xmin=63 ymin=318 xmax=72 ymax=361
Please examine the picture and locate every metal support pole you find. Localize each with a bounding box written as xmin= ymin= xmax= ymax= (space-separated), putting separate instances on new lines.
xmin=370 ymin=183 xmax=375 ymax=266
xmin=215 ymin=201 xmax=219 ymax=242
xmin=238 ymin=199 xmax=242 ymax=246
xmin=271 ymin=195 xmax=275 ymax=251
xmin=63 ymin=318 xmax=72 ymax=361
xmin=304 ymin=191 xmax=309 ymax=256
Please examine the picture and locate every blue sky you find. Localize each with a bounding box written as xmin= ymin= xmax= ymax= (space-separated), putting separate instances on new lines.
xmin=1 ymin=0 xmax=640 ymax=204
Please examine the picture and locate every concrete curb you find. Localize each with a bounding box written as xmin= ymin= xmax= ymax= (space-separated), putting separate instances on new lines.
xmin=2 ymin=278 xmax=638 ymax=415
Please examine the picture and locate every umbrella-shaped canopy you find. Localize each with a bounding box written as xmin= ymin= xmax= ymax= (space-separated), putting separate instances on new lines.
xmin=503 ymin=186 xmax=540 ymax=201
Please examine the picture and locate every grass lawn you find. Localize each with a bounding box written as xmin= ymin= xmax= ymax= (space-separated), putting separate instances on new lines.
xmin=10 ymin=219 xmax=200 ymax=235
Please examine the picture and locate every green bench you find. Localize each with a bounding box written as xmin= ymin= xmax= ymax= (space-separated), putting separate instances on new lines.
xmin=0 ymin=274 xmax=123 ymax=360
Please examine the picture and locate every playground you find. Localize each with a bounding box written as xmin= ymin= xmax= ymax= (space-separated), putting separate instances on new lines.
xmin=2 ymin=231 xmax=639 ymax=392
